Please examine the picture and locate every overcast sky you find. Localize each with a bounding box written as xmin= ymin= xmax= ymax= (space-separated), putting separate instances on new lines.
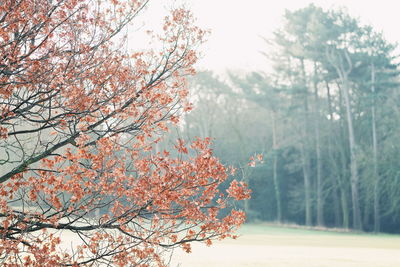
xmin=140 ymin=0 xmax=400 ymax=73
xmin=190 ymin=0 xmax=311 ymax=72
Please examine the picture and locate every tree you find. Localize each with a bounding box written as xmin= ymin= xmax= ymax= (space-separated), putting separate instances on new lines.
xmin=228 ymin=72 xmax=283 ymax=223
xmin=360 ymin=30 xmax=399 ymax=232
xmin=263 ymin=4 xmax=399 ymax=231
xmin=0 ymin=1 xmax=250 ymax=265
xmin=326 ymin=45 xmax=362 ymax=230
xmin=183 ymin=71 xmax=274 ymax=222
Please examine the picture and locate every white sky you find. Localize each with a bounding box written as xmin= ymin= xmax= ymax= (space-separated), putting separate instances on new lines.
xmin=138 ymin=0 xmax=400 ymax=73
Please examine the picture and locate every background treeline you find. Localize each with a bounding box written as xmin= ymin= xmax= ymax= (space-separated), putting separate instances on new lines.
xmin=178 ymin=5 xmax=400 ymax=233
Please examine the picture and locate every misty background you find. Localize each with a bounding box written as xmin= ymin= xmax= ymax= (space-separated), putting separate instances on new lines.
xmin=137 ymin=1 xmax=400 ymax=234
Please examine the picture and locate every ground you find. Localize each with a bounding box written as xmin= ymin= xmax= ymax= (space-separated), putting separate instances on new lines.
xmin=170 ymin=224 xmax=400 ymax=267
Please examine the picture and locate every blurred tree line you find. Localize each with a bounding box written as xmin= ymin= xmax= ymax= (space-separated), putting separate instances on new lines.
xmin=182 ymin=4 xmax=400 ymax=233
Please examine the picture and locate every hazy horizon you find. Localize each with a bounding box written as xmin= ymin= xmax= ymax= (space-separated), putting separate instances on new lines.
xmin=170 ymin=0 xmax=400 ymax=73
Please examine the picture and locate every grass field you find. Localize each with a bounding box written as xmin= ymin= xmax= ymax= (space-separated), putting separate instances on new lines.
xmin=170 ymin=224 xmax=400 ymax=267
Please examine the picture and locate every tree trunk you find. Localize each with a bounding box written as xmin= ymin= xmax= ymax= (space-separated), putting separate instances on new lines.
xmin=314 ymin=62 xmax=324 ymax=226
xmin=300 ymin=59 xmax=312 ymax=226
xmin=327 ymin=49 xmax=362 ymax=230
xmin=271 ymin=111 xmax=283 ymax=223
xmin=340 ymin=187 xmax=350 ymax=229
xmin=338 ymin=85 xmax=350 ymax=229
xmin=371 ymin=63 xmax=380 ymax=232
xmin=342 ymin=75 xmax=362 ymax=230
xmin=325 ymin=80 xmax=341 ymax=227
xmin=301 ymin=144 xmax=312 ymax=226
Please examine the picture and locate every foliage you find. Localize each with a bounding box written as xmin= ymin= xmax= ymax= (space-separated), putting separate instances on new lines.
xmin=0 ymin=0 xmax=250 ymax=265
xmin=185 ymin=5 xmax=400 ymax=233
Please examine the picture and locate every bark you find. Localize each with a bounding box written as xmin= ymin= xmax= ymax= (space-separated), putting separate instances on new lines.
xmin=325 ymin=81 xmax=341 ymax=227
xmin=343 ymin=76 xmax=362 ymax=230
xmin=338 ymin=85 xmax=350 ymax=229
xmin=327 ymin=49 xmax=362 ymax=230
xmin=340 ymin=187 xmax=350 ymax=229
xmin=300 ymin=59 xmax=312 ymax=226
xmin=326 ymin=80 xmax=350 ymax=229
xmin=371 ymin=63 xmax=380 ymax=232
xmin=314 ymin=62 xmax=324 ymax=226
xmin=301 ymin=144 xmax=312 ymax=226
xmin=271 ymin=111 xmax=282 ymax=223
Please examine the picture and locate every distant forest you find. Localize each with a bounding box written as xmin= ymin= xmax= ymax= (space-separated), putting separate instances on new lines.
xmin=175 ymin=4 xmax=400 ymax=233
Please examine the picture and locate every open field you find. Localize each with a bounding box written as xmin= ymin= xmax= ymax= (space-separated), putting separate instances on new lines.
xmin=170 ymin=224 xmax=400 ymax=267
